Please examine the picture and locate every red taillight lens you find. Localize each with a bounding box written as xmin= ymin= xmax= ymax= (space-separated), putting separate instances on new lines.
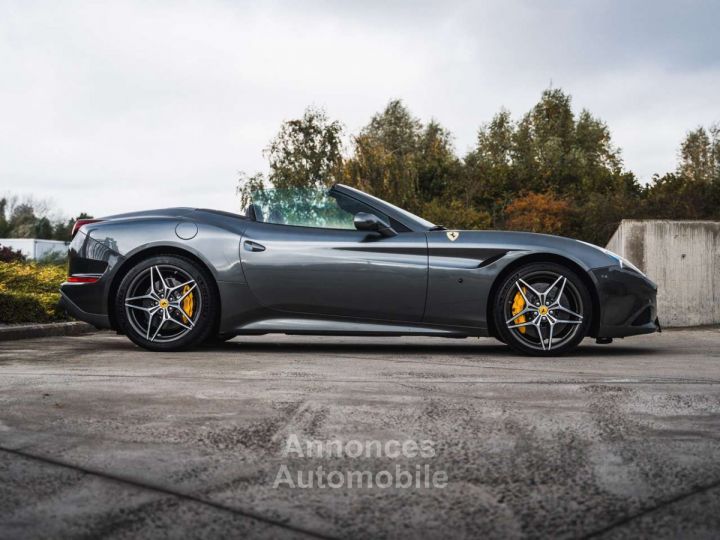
xmin=71 ymin=219 xmax=102 ymax=238
xmin=66 ymin=275 xmax=100 ymax=283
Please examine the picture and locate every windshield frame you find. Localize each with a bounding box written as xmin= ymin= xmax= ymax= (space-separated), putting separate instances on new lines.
xmin=330 ymin=184 xmax=436 ymax=232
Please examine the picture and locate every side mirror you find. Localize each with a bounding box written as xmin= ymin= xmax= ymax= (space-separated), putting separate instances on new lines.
xmin=354 ymin=212 xmax=397 ymax=237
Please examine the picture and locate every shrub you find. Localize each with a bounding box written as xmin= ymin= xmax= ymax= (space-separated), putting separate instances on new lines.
xmin=0 ymin=262 xmax=68 ymax=323
xmin=0 ymin=262 xmax=66 ymax=294
xmin=0 ymin=244 xmax=26 ymax=263
xmin=0 ymin=291 xmax=51 ymax=324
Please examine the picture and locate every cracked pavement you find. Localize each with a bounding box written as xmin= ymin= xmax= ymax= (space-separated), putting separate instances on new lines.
xmin=1 ymin=329 xmax=720 ymax=538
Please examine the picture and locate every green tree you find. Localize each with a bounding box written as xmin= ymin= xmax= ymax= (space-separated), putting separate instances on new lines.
xmin=236 ymin=107 xmax=344 ymax=210
xmin=521 ymin=89 xmax=576 ymax=193
xmin=52 ymin=219 xmax=74 ymax=240
xmin=236 ymin=91 xmax=717 ymax=243
xmin=642 ymin=124 xmax=720 ymax=221
xmin=641 ymin=173 xmax=706 ymax=219
xmin=463 ymin=109 xmax=517 ymax=222
xmin=344 ymin=100 xmax=423 ymax=210
xmin=34 ymin=217 xmax=53 ymax=239
xmin=0 ymin=198 xmax=8 ymax=237
xmin=678 ymin=125 xmax=719 ymax=183
xmin=416 ymin=120 xmax=462 ymax=202
xmin=343 ymin=100 xmax=461 ymax=214
xmin=511 ymin=89 xmax=627 ymax=197
xmin=462 ymin=88 xmax=640 ymax=243
xmin=265 ymin=107 xmax=344 ymax=190
xmin=8 ymin=203 xmax=37 ymax=238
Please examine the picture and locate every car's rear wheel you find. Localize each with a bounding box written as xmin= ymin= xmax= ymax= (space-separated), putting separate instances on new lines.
xmin=115 ymin=255 xmax=218 ymax=351
xmin=493 ymin=262 xmax=591 ymax=356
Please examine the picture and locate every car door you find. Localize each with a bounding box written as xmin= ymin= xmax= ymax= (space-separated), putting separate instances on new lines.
xmin=239 ymin=190 xmax=428 ymax=322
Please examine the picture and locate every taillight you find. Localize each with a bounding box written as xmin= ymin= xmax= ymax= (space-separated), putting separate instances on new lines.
xmin=71 ymin=219 xmax=103 ymax=238
xmin=66 ymin=275 xmax=101 ymax=283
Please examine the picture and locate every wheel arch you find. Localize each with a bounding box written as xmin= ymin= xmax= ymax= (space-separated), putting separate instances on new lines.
xmin=486 ymin=253 xmax=601 ymax=340
xmin=108 ymin=245 xmax=222 ymax=334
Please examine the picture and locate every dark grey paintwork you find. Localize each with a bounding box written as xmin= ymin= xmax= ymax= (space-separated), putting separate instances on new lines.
xmin=59 ymin=184 xmax=659 ymax=340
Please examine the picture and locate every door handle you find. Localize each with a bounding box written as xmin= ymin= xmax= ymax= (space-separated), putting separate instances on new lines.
xmin=244 ymin=240 xmax=266 ymax=252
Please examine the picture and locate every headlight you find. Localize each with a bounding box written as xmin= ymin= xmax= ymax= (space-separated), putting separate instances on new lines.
xmin=579 ymin=241 xmax=645 ymax=276
xmin=599 ymin=247 xmax=644 ymax=275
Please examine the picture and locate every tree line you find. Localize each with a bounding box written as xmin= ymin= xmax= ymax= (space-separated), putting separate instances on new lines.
xmin=2 ymin=88 xmax=717 ymax=248
xmin=239 ymin=88 xmax=720 ymax=246
xmin=0 ymin=196 xmax=92 ymax=241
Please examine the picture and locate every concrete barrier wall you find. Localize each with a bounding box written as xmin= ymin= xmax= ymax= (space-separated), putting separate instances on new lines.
xmin=606 ymin=220 xmax=720 ymax=327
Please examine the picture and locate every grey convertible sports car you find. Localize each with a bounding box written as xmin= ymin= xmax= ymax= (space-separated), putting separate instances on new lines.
xmin=60 ymin=184 xmax=660 ymax=355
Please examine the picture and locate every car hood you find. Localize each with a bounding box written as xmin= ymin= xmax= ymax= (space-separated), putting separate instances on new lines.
xmin=428 ymin=229 xmax=619 ymax=270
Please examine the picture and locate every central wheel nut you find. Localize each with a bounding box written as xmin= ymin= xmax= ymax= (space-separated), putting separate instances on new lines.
xmin=538 ymin=305 xmax=549 ymax=316
xmin=159 ymin=299 xmax=170 ymax=310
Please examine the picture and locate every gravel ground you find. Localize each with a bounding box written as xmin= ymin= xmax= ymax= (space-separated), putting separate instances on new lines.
xmin=1 ymin=329 xmax=719 ymax=539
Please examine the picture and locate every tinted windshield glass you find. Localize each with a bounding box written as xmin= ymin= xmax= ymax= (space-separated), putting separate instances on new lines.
xmin=246 ymin=187 xmax=389 ymax=230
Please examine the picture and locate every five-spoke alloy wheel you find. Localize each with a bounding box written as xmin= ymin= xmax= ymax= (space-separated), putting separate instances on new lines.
xmin=115 ymin=255 xmax=218 ymax=351
xmin=493 ymin=262 xmax=592 ymax=356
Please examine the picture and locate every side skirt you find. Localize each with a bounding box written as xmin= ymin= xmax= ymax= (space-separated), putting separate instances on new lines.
xmin=234 ymin=317 xmax=481 ymax=338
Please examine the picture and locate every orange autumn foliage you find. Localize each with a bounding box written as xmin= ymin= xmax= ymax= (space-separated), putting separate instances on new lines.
xmin=504 ymin=192 xmax=575 ymax=236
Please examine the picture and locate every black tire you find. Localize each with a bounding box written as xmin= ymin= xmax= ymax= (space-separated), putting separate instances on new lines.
xmin=493 ymin=262 xmax=592 ymax=356
xmin=115 ymin=255 xmax=219 ymax=351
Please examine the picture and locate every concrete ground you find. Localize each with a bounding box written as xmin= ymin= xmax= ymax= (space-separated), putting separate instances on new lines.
xmin=1 ymin=329 xmax=720 ymax=539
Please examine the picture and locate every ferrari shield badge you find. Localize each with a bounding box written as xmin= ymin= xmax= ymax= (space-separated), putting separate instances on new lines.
xmin=446 ymin=231 xmax=460 ymax=241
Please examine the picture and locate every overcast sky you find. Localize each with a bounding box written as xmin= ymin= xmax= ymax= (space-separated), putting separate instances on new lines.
xmin=1 ymin=0 xmax=719 ymax=218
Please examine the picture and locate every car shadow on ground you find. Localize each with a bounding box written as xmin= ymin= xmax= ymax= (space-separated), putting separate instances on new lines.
xmin=44 ymin=332 xmax=658 ymax=358
xmin=197 ymin=339 xmax=659 ymax=358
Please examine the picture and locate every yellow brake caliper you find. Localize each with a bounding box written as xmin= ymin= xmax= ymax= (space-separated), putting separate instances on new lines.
xmin=181 ymin=285 xmax=194 ymax=324
xmin=511 ymin=288 xmax=527 ymax=334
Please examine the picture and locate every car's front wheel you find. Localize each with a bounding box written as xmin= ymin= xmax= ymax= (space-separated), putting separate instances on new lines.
xmin=115 ymin=255 xmax=218 ymax=351
xmin=493 ymin=262 xmax=591 ymax=356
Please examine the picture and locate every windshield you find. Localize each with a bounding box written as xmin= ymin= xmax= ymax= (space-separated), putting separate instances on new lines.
xmin=245 ymin=187 xmax=391 ymax=230
xmin=245 ymin=185 xmax=438 ymax=231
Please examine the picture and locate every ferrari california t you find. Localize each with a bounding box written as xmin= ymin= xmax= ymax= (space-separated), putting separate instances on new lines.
xmin=60 ymin=184 xmax=660 ymax=355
